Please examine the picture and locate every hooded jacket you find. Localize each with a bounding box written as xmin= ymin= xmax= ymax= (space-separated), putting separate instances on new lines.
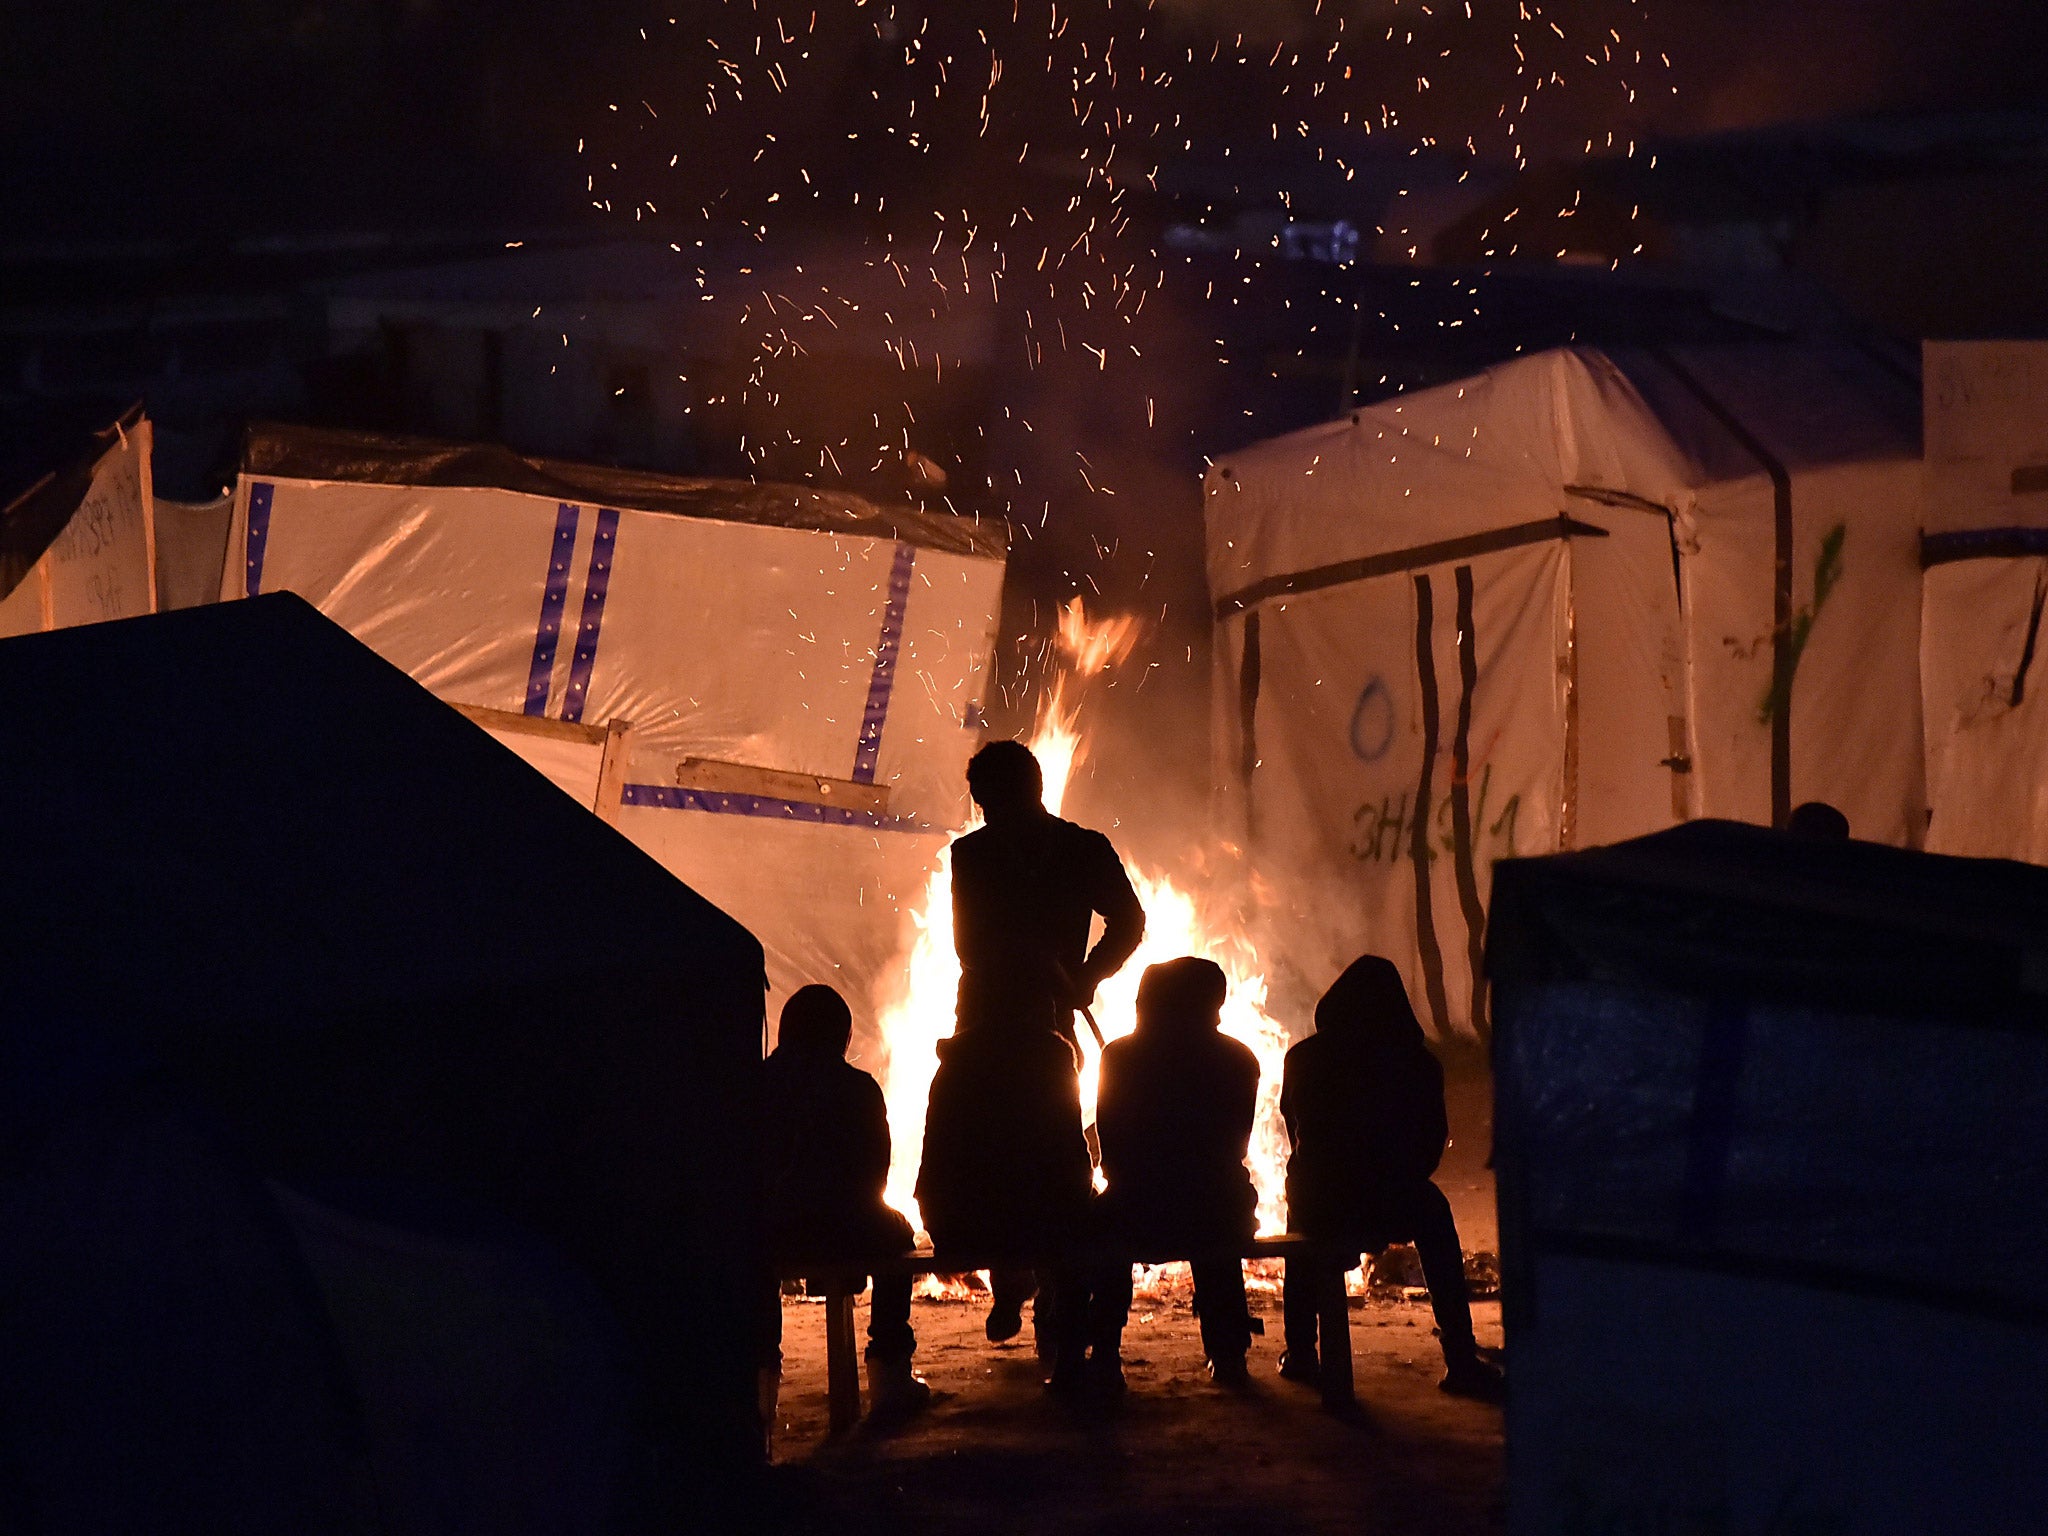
xmin=1280 ymin=956 xmax=1448 ymax=1240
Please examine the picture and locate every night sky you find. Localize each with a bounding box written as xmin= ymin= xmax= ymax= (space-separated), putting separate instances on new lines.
xmin=7 ymin=1 xmax=2046 ymax=243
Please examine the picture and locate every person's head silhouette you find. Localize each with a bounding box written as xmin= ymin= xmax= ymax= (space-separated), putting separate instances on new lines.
xmin=1787 ymin=801 xmax=1850 ymax=840
xmin=1135 ymin=956 xmax=1229 ymax=1035
xmin=1316 ymin=954 xmax=1427 ymax=1052
xmin=778 ymin=984 xmax=854 ymax=1057
xmin=965 ymin=740 xmax=1045 ymax=826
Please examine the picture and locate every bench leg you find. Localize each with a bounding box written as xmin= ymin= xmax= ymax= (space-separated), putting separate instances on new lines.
xmin=825 ymin=1283 xmax=861 ymax=1437
xmin=1316 ymin=1261 xmax=1355 ymax=1409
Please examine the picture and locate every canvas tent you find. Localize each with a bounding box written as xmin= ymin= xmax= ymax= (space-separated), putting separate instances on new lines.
xmin=1487 ymin=822 xmax=2048 ymax=1533
xmin=220 ymin=425 xmax=1006 ymax=1053
xmin=1205 ymin=344 xmax=1923 ymax=1039
xmin=1919 ymin=340 xmax=2048 ymax=860
xmin=0 ymin=404 xmax=156 ymax=638
xmin=0 ymin=595 xmax=765 ymax=1532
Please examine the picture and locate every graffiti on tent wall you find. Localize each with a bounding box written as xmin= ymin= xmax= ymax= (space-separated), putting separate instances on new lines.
xmin=1348 ymin=761 xmax=1522 ymax=867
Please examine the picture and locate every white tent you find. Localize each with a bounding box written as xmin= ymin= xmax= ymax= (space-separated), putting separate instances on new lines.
xmin=1205 ymin=344 xmax=1924 ymax=1040
xmin=222 ymin=426 xmax=1005 ymax=1051
xmin=0 ymin=406 xmax=156 ymax=638
xmin=1920 ymin=341 xmax=2048 ymax=862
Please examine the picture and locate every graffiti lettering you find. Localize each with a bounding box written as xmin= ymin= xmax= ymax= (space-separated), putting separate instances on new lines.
xmin=1348 ymin=762 xmax=1521 ymax=866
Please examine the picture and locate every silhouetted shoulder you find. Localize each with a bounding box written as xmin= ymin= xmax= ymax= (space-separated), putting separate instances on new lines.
xmin=1218 ymin=1032 xmax=1261 ymax=1080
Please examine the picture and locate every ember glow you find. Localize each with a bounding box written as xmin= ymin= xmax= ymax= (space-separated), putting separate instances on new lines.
xmin=876 ymin=600 xmax=1292 ymax=1238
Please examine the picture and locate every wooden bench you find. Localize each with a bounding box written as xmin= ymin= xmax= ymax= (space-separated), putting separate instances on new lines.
xmin=777 ymin=1234 xmax=1355 ymax=1435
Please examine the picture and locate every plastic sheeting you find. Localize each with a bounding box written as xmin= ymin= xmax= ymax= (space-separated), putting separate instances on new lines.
xmin=1489 ymin=822 xmax=2048 ymax=1534
xmin=1208 ymin=346 xmax=1924 ymax=1038
xmin=224 ymin=457 xmax=1003 ymax=1048
xmin=0 ymin=412 xmax=156 ymax=638
xmin=1923 ymin=555 xmax=2048 ymax=859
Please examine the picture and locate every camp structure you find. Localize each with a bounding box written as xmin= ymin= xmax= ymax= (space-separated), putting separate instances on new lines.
xmin=1919 ymin=340 xmax=2048 ymax=862
xmin=1488 ymin=821 xmax=2048 ymax=1534
xmin=1205 ymin=344 xmax=1923 ymax=1040
xmin=222 ymin=425 xmax=1006 ymax=1052
xmin=0 ymin=404 xmax=156 ymax=638
xmin=0 ymin=594 xmax=765 ymax=1533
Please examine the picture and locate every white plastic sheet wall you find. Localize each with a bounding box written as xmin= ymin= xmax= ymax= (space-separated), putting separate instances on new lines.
xmin=1209 ymin=347 xmax=1929 ymax=1039
xmin=1223 ymin=540 xmax=1566 ymax=1041
xmin=0 ymin=420 xmax=156 ymax=638
xmin=225 ymin=474 xmax=1003 ymax=1043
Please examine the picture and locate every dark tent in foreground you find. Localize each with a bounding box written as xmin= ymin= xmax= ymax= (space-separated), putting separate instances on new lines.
xmin=0 ymin=594 xmax=765 ymax=1534
xmin=1489 ymin=821 xmax=2048 ymax=1535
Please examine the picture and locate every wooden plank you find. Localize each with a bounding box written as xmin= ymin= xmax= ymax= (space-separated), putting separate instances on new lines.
xmin=673 ymin=756 xmax=892 ymax=816
xmin=824 ymin=1283 xmax=862 ymax=1437
xmin=1315 ymin=1259 xmax=1356 ymax=1410
xmin=452 ymin=701 xmax=608 ymax=747
xmin=594 ymin=719 xmax=631 ymax=825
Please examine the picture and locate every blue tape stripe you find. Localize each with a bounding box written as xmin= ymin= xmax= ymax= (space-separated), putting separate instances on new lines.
xmin=561 ymin=507 xmax=620 ymax=723
xmin=619 ymin=783 xmax=932 ymax=833
xmin=851 ymin=542 xmax=917 ymax=783
xmin=524 ymin=504 xmax=581 ymax=716
xmin=243 ymin=482 xmax=275 ymax=598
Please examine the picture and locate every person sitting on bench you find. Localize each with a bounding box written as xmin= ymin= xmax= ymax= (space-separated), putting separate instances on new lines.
xmin=758 ymin=985 xmax=929 ymax=1427
xmin=1279 ymin=955 xmax=1502 ymax=1403
xmin=1094 ymin=956 xmax=1262 ymax=1390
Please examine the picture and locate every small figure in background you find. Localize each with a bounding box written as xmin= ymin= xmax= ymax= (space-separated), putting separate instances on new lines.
xmin=1280 ymin=955 xmax=1502 ymax=1405
xmin=758 ymin=985 xmax=927 ymax=1431
xmin=1094 ymin=957 xmax=1261 ymax=1391
xmin=1788 ymin=800 xmax=1851 ymax=839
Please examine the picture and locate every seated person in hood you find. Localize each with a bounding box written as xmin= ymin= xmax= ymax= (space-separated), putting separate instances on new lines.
xmin=1094 ymin=957 xmax=1261 ymax=1390
xmin=758 ymin=985 xmax=927 ymax=1420
xmin=1279 ymin=955 xmax=1501 ymax=1404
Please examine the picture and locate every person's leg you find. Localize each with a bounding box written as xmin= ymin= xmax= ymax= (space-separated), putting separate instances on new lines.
xmin=1281 ymin=1252 xmax=1321 ymax=1379
xmin=1191 ymin=1258 xmax=1252 ymax=1384
xmin=866 ymin=1270 xmax=917 ymax=1360
xmin=1039 ymin=1264 xmax=1102 ymax=1391
xmin=755 ymin=1270 xmax=785 ymax=1452
xmin=864 ymin=1270 xmax=930 ymax=1415
xmin=987 ymin=1267 xmax=1037 ymax=1343
xmin=1407 ymin=1183 xmax=1476 ymax=1364
xmin=1091 ymin=1262 xmax=1134 ymax=1359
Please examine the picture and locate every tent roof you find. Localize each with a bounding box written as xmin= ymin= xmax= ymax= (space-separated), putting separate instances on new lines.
xmin=244 ymin=422 xmax=1007 ymax=561
xmin=1205 ymin=344 xmax=1920 ymax=611
xmin=0 ymin=593 xmax=762 ymax=1118
xmin=1487 ymin=819 xmax=2048 ymax=1025
xmin=1 ymin=403 xmax=142 ymax=603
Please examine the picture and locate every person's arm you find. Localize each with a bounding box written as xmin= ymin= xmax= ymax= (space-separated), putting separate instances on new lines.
xmin=1231 ymin=1045 xmax=1261 ymax=1153
xmin=1279 ymin=1048 xmax=1301 ymax=1151
xmin=1077 ymin=834 xmax=1144 ymax=998
xmin=1093 ymin=1042 xmax=1129 ymax=1183
xmin=854 ymin=1073 xmax=893 ymax=1203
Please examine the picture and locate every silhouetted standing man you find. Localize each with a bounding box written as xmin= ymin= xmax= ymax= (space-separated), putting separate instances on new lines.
xmin=1095 ymin=957 xmax=1261 ymax=1390
xmin=916 ymin=739 xmax=1144 ymax=1366
xmin=1279 ymin=955 xmax=1501 ymax=1405
xmin=950 ymin=740 xmax=1146 ymax=1052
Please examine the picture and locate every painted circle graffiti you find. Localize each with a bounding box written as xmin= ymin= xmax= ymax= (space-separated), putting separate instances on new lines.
xmin=1350 ymin=675 xmax=1395 ymax=762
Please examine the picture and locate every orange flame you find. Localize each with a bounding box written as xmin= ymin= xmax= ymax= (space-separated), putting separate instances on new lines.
xmin=875 ymin=602 xmax=1292 ymax=1243
xmin=1055 ymin=595 xmax=1141 ymax=679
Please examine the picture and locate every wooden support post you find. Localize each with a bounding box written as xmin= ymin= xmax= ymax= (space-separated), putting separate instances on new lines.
xmin=824 ymin=1280 xmax=861 ymax=1437
xmin=1317 ymin=1258 xmax=1356 ymax=1410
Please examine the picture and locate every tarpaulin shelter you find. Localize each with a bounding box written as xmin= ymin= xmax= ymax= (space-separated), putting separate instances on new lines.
xmin=1488 ymin=821 xmax=2048 ymax=1534
xmin=1206 ymin=344 xmax=1922 ymax=1040
xmin=222 ymin=425 xmax=1006 ymax=1051
xmin=0 ymin=595 xmax=765 ymax=1532
xmin=0 ymin=404 xmax=156 ymax=638
xmin=1919 ymin=340 xmax=2048 ymax=861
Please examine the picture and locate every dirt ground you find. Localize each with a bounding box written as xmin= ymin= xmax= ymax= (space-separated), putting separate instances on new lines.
xmin=759 ymin=1069 xmax=1503 ymax=1536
